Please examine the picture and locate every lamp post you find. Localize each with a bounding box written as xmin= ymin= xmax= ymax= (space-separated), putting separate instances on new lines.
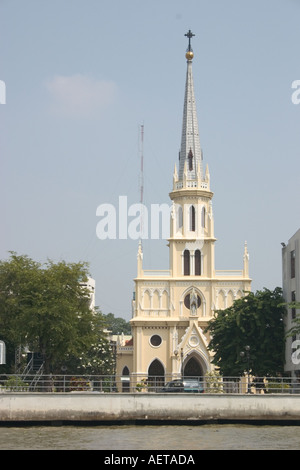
xmin=174 ymin=350 xmax=178 ymax=380
xmin=180 ymin=348 xmax=184 ymax=378
xmin=240 ymin=345 xmax=251 ymax=393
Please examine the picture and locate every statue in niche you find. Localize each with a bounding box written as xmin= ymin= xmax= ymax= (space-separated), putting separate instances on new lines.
xmin=190 ymin=288 xmax=198 ymax=316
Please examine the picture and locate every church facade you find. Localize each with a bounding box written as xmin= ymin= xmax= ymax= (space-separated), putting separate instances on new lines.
xmin=116 ymin=31 xmax=251 ymax=389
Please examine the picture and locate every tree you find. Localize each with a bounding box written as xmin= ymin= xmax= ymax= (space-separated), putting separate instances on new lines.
xmin=103 ymin=312 xmax=131 ymax=335
xmin=205 ymin=287 xmax=286 ymax=377
xmin=0 ymin=252 xmax=108 ymax=374
xmin=65 ymin=308 xmax=116 ymax=375
xmin=285 ymin=301 xmax=300 ymax=338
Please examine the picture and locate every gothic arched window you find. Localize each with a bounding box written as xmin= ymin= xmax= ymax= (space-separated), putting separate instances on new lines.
xmin=190 ymin=206 xmax=195 ymax=232
xmin=195 ymin=249 xmax=201 ymax=275
xmin=178 ymin=205 xmax=183 ymax=230
xmin=122 ymin=366 xmax=130 ymax=392
xmin=188 ymin=149 xmax=193 ymax=171
xmin=201 ymin=206 xmax=206 ymax=228
xmin=184 ymin=249 xmax=190 ymax=276
xmin=148 ymin=359 xmax=164 ymax=376
xmin=148 ymin=359 xmax=165 ymax=391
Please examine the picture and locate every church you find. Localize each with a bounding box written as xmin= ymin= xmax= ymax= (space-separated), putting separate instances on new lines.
xmin=116 ymin=31 xmax=251 ymax=390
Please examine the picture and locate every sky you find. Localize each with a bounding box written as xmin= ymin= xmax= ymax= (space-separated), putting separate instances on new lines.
xmin=0 ymin=0 xmax=299 ymax=321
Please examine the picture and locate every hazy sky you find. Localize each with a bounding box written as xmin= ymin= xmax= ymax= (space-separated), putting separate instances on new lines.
xmin=1 ymin=0 xmax=299 ymax=321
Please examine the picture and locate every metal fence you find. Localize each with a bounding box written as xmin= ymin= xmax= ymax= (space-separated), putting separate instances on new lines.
xmin=1 ymin=374 xmax=300 ymax=394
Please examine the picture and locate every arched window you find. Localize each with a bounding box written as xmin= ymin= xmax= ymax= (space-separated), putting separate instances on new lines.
xmin=178 ymin=205 xmax=183 ymax=230
xmin=190 ymin=206 xmax=195 ymax=231
xmin=122 ymin=366 xmax=130 ymax=392
xmin=188 ymin=149 xmax=193 ymax=171
xmin=183 ymin=356 xmax=203 ymax=377
xmin=184 ymin=249 xmax=190 ymax=276
xmin=195 ymin=249 xmax=201 ymax=275
xmin=148 ymin=359 xmax=165 ymax=391
xmin=148 ymin=359 xmax=164 ymax=376
xmin=152 ymin=290 xmax=160 ymax=309
xmin=201 ymin=206 xmax=206 ymax=228
xmin=184 ymin=292 xmax=201 ymax=309
xmin=143 ymin=290 xmax=151 ymax=309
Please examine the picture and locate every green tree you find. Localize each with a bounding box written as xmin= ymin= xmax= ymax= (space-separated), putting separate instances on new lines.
xmin=205 ymin=287 xmax=286 ymax=377
xmin=103 ymin=312 xmax=131 ymax=335
xmin=285 ymin=301 xmax=300 ymax=338
xmin=0 ymin=252 xmax=107 ymax=374
xmin=65 ymin=309 xmax=116 ymax=375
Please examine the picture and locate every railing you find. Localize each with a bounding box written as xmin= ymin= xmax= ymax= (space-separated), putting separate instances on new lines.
xmin=20 ymin=356 xmax=33 ymax=378
xmin=0 ymin=374 xmax=299 ymax=394
xmin=28 ymin=363 xmax=44 ymax=391
xmin=175 ymin=181 xmax=209 ymax=190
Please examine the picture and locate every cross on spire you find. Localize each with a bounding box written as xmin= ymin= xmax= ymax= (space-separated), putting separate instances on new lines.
xmin=185 ymin=30 xmax=195 ymax=51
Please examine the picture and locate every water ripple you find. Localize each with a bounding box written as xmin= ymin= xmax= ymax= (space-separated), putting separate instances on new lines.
xmin=0 ymin=424 xmax=299 ymax=450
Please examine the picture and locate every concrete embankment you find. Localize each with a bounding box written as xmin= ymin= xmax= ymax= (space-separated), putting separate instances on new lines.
xmin=1 ymin=393 xmax=300 ymax=424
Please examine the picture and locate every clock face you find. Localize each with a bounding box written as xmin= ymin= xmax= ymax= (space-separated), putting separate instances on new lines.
xmin=184 ymin=293 xmax=201 ymax=309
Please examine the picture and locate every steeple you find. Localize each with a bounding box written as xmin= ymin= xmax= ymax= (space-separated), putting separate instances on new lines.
xmin=178 ymin=30 xmax=203 ymax=181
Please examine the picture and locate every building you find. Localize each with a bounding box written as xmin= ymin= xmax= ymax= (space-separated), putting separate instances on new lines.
xmin=116 ymin=31 xmax=252 ymax=389
xmin=80 ymin=277 xmax=96 ymax=310
xmin=282 ymin=228 xmax=300 ymax=380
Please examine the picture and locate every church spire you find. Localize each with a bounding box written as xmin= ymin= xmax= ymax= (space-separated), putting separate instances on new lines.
xmin=178 ymin=30 xmax=203 ymax=181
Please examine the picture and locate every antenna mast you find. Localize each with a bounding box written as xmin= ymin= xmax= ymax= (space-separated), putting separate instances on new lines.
xmin=139 ymin=123 xmax=144 ymax=241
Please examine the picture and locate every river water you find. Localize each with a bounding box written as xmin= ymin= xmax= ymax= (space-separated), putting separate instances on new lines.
xmin=0 ymin=423 xmax=299 ymax=450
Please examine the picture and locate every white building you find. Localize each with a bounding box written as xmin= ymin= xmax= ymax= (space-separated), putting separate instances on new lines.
xmin=80 ymin=277 xmax=96 ymax=310
xmin=116 ymin=31 xmax=251 ymax=387
xmin=282 ymin=228 xmax=300 ymax=380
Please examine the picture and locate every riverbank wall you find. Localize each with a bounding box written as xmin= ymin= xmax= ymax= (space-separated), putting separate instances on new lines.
xmin=1 ymin=393 xmax=300 ymax=423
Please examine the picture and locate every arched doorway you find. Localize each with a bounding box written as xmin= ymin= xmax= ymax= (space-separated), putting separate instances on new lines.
xmin=183 ymin=356 xmax=203 ymax=378
xmin=122 ymin=366 xmax=130 ymax=392
xmin=148 ymin=359 xmax=165 ymax=391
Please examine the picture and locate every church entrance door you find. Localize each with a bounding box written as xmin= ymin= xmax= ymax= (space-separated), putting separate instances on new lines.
xmin=183 ymin=356 xmax=203 ymax=378
xmin=148 ymin=359 xmax=165 ymax=391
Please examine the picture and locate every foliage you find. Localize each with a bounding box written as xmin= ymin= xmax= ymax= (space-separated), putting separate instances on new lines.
xmin=0 ymin=252 xmax=111 ymax=374
xmin=103 ymin=312 xmax=131 ymax=335
xmin=265 ymin=378 xmax=290 ymax=394
xmin=205 ymin=287 xmax=286 ymax=377
xmin=204 ymin=371 xmax=224 ymax=393
xmin=69 ymin=376 xmax=91 ymax=391
xmin=285 ymin=301 xmax=300 ymax=338
xmin=66 ymin=314 xmax=116 ymax=375
xmin=136 ymin=378 xmax=148 ymax=392
xmin=4 ymin=376 xmax=28 ymax=391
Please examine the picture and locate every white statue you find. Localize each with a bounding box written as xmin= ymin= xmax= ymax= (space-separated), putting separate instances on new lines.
xmin=190 ymin=289 xmax=198 ymax=316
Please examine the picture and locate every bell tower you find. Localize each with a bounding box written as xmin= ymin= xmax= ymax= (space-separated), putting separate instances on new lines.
xmin=169 ymin=30 xmax=215 ymax=280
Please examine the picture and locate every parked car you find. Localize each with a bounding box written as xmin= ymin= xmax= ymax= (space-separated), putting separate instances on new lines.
xmin=159 ymin=379 xmax=204 ymax=393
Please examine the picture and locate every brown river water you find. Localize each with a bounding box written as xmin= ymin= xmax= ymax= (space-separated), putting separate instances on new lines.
xmin=0 ymin=423 xmax=299 ymax=450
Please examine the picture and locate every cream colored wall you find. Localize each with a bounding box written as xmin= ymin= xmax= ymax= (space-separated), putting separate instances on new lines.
xmin=122 ymin=161 xmax=251 ymax=379
xmin=116 ymin=353 xmax=133 ymax=377
xmin=128 ymin=274 xmax=251 ymax=376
